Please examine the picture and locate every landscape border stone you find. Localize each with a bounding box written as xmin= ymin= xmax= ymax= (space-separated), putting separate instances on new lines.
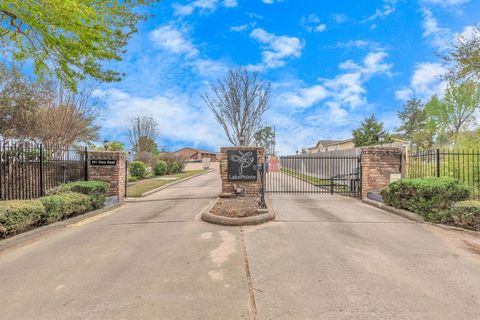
xmin=362 ymin=198 xmax=425 ymax=222
xmin=363 ymin=198 xmax=480 ymax=234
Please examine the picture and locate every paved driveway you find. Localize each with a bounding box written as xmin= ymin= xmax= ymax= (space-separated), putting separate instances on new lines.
xmin=1 ymin=171 xmax=480 ymax=319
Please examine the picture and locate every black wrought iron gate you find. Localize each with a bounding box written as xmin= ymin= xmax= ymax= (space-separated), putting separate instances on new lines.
xmin=265 ymin=154 xmax=361 ymax=197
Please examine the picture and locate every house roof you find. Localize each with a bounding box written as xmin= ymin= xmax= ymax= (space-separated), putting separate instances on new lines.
xmin=172 ymin=147 xmax=217 ymax=155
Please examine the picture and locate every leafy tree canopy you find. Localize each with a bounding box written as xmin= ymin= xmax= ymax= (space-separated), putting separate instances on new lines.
xmin=425 ymin=81 xmax=480 ymax=137
xmin=445 ymin=25 xmax=480 ymax=82
xmin=0 ymin=0 xmax=157 ymax=90
xmin=352 ymin=114 xmax=393 ymax=147
xmin=105 ymin=141 xmax=125 ymax=151
xmin=255 ymin=126 xmax=275 ymax=155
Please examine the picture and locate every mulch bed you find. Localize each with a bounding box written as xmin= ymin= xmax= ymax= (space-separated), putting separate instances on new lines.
xmin=211 ymin=197 xmax=263 ymax=218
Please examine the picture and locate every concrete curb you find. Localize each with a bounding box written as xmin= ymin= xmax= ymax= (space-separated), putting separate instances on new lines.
xmin=363 ymin=199 xmax=480 ymax=235
xmin=201 ymin=197 xmax=276 ymax=226
xmin=362 ymin=199 xmax=425 ymax=222
xmin=126 ymin=169 xmax=214 ymax=201
xmin=0 ymin=203 xmax=125 ymax=253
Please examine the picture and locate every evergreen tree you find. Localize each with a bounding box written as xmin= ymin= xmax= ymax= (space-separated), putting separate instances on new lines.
xmin=397 ymin=99 xmax=434 ymax=149
xmin=352 ymin=114 xmax=393 ymax=147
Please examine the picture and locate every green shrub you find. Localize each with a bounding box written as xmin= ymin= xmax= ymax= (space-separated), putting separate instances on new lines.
xmin=154 ymin=160 xmax=168 ymax=176
xmin=130 ymin=161 xmax=147 ymax=179
xmin=51 ymin=180 xmax=110 ymax=209
xmin=0 ymin=200 xmax=45 ymax=237
xmin=127 ymin=175 xmax=138 ymax=182
xmin=380 ymin=177 xmax=470 ymax=222
xmin=40 ymin=192 xmax=92 ymax=223
xmin=145 ymin=172 xmax=156 ymax=179
xmin=449 ymin=200 xmax=480 ymax=230
xmin=170 ymin=161 xmax=180 ymax=174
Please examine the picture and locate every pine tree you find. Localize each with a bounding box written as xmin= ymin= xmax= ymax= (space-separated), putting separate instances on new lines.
xmin=352 ymin=114 xmax=393 ymax=147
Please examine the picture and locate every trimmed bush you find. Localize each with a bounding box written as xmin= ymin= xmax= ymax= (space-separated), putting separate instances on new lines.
xmin=170 ymin=161 xmax=180 ymax=174
xmin=130 ymin=161 xmax=147 ymax=179
xmin=380 ymin=177 xmax=470 ymax=222
xmin=154 ymin=160 xmax=168 ymax=176
xmin=40 ymin=192 xmax=92 ymax=223
xmin=0 ymin=200 xmax=45 ymax=237
xmin=50 ymin=181 xmax=110 ymax=209
xmin=127 ymin=175 xmax=138 ymax=182
xmin=449 ymin=200 xmax=480 ymax=230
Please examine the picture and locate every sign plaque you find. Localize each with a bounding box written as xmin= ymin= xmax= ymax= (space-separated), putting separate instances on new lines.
xmin=227 ymin=150 xmax=258 ymax=181
xmin=90 ymin=159 xmax=117 ymax=166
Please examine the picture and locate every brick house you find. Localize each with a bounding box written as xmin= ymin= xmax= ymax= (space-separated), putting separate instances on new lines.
xmin=172 ymin=147 xmax=218 ymax=162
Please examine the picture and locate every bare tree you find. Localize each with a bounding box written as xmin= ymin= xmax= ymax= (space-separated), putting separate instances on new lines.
xmin=202 ymin=68 xmax=270 ymax=146
xmin=128 ymin=115 xmax=160 ymax=153
xmin=1 ymin=63 xmax=100 ymax=145
xmin=34 ymin=83 xmax=100 ymax=146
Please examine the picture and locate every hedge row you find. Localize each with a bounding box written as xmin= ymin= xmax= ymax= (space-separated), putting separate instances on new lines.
xmin=129 ymin=159 xmax=182 ymax=179
xmin=0 ymin=181 xmax=110 ymax=238
xmin=380 ymin=177 xmax=470 ymax=222
xmin=448 ymin=200 xmax=480 ymax=230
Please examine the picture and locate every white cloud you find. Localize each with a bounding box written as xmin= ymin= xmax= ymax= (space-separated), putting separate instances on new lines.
xmin=336 ymin=40 xmax=382 ymax=50
xmin=172 ymin=0 xmax=237 ymax=16
xmin=262 ymin=0 xmax=283 ymax=4
xmin=364 ymin=0 xmax=396 ymax=22
xmin=94 ymin=89 xmax=225 ymax=149
xmin=149 ymin=25 xmax=198 ymax=57
xmin=277 ymin=50 xmax=392 ymax=111
xmin=300 ymin=14 xmax=327 ymax=33
xmin=230 ymin=24 xmax=248 ymax=32
xmin=279 ymin=85 xmax=328 ymax=109
xmin=421 ymin=8 xmax=453 ymax=51
xmin=332 ymin=13 xmax=348 ymax=24
xmin=421 ymin=0 xmax=469 ymax=6
xmin=395 ymin=62 xmax=448 ymax=101
xmin=249 ymin=28 xmax=303 ymax=69
xmin=224 ymin=0 xmax=238 ymax=7
xmin=339 ymin=51 xmax=392 ymax=77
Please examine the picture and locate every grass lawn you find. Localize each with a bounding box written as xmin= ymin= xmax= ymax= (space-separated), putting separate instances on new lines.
xmin=280 ymin=168 xmax=351 ymax=192
xmin=127 ymin=170 xmax=207 ymax=197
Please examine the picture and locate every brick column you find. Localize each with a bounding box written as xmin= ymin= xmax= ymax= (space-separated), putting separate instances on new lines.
xmin=87 ymin=151 xmax=126 ymax=202
xmin=360 ymin=147 xmax=402 ymax=199
xmin=220 ymin=147 xmax=265 ymax=196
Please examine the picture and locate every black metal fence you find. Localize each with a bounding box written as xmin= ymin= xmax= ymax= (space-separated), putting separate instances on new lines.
xmin=408 ymin=148 xmax=480 ymax=200
xmin=0 ymin=142 xmax=88 ymax=200
xmin=265 ymin=154 xmax=361 ymax=197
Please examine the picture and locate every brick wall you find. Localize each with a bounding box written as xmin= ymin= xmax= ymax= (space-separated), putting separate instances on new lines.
xmin=87 ymin=151 xmax=126 ymax=202
xmin=360 ymin=147 xmax=402 ymax=199
xmin=220 ymin=147 xmax=265 ymax=196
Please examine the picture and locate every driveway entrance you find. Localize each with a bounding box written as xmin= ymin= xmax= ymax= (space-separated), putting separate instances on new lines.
xmin=1 ymin=171 xmax=480 ymax=319
xmin=266 ymin=154 xmax=361 ymax=197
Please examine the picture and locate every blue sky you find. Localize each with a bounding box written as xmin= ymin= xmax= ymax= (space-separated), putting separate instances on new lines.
xmin=93 ymin=0 xmax=480 ymax=154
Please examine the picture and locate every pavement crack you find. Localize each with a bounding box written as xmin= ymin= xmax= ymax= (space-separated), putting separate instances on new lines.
xmin=240 ymin=226 xmax=257 ymax=320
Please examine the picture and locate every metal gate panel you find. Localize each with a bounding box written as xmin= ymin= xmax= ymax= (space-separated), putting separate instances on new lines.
xmin=265 ymin=154 xmax=361 ymax=197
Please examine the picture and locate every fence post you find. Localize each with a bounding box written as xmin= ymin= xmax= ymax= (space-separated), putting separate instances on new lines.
xmin=84 ymin=147 xmax=88 ymax=181
xmin=436 ymin=148 xmax=441 ymax=177
xmin=124 ymin=159 xmax=128 ymax=198
xmin=39 ymin=144 xmax=44 ymax=197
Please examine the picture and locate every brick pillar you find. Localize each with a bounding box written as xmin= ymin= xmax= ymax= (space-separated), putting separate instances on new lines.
xmin=360 ymin=147 xmax=402 ymax=199
xmin=220 ymin=147 xmax=265 ymax=196
xmin=87 ymin=151 xmax=126 ymax=202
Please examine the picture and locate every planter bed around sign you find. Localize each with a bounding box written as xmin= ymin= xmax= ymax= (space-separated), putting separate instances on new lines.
xmin=211 ymin=197 xmax=264 ymax=218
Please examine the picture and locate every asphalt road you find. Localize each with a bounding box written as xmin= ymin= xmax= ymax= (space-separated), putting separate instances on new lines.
xmin=1 ymin=170 xmax=480 ymax=319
